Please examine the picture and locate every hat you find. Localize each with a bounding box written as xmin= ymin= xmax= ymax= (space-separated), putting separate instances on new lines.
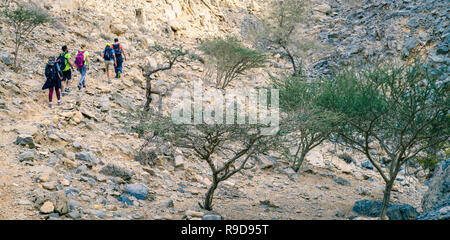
xmin=114 ymin=38 xmax=119 ymax=42
xmin=48 ymin=56 xmax=55 ymax=64
xmin=106 ymin=43 xmax=111 ymax=47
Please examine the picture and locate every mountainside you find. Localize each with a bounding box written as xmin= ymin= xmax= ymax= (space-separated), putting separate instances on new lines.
xmin=0 ymin=0 xmax=447 ymax=220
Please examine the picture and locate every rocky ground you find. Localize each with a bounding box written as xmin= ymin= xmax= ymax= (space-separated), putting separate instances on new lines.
xmin=0 ymin=0 xmax=447 ymax=220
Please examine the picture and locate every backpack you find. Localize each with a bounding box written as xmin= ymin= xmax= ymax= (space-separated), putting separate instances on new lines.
xmin=56 ymin=53 xmax=67 ymax=71
xmin=113 ymin=43 xmax=122 ymax=57
xmin=74 ymin=50 xmax=85 ymax=67
xmin=104 ymin=47 xmax=114 ymax=61
xmin=45 ymin=63 xmax=58 ymax=81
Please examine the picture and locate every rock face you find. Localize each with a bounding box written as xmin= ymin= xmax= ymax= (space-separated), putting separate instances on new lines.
xmin=352 ymin=200 xmax=419 ymax=220
xmin=419 ymin=159 xmax=450 ymax=220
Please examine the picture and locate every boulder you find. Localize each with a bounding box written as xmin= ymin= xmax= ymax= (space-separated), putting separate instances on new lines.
xmin=75 ymin=152 xmax=99 ymax=165
xmin=14 ymin=135 xmax=35 ymax=148
xmin=125 ymin=184 xmax=149 ymax=200
xmin=117 ymin=194 xmax=134 ymax=206
xmin=174 ymin=155 xmax=185 ymax=169
xmin=419 ymin=159 xmax=450 ymax=220
xmin=256 ymin=155 xmax=276 ymax=169
xmin=31 ymin=189 xmax=69 ymax=215
xmin=352 ymin=200 xmax=419 ymax=220
xmin=18 ymin=151 xmax=35 ymax=162
xmin=334 ymin=177 xmax=351 ymax=186
xmin=361 ymin=160 xmax=374 ymax=170
xmin=99 ymin=164 xmax=133 ymax=181
xmin=40 ymin=201 xmax=54 ymax=214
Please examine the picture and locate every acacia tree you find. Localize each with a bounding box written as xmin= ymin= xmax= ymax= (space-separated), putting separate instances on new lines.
xmin=274 ymin=75 xmax=338 ymax=171
xmin=121 ymin=109 xmax=281 ymax=211
xmin=140 ymin=44 xmax=196 ymax=112
xmin=3 ymin=3 xmax=51 ymax=71
xmin=199 ymin=37 xmax=268 ymax=89
xmin=250 ymin=0 xmax=318 ymax=76
xmin=314 ymin=60 xmax=449 ymax=219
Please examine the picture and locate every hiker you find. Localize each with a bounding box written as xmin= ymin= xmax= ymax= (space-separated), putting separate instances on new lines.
xmin=42 ymin=56 xmax=63 ymax=108
xmin=102 ymin=43 xmax=117 ymax=84
xmin=56 ymin=45 xmax=74 ymax=96
xmin=75 ymin=44 xmax=90 ymax=90
xmin=112 ymin=38 xmax=127 ymax=79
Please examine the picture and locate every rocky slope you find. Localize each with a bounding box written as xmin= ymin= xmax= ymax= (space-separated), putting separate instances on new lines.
xmin=0 ymin=0 xmax=445 ymax=220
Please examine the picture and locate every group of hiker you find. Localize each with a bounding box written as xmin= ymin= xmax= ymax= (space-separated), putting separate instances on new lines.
xmin=42 ymin=38 xmax=127 ymax=108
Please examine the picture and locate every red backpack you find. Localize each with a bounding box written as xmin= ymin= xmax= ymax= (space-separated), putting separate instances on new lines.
xmin=74 ymin=50 xmax=85 ymax=67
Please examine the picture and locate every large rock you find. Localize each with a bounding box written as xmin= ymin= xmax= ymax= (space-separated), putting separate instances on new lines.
xmin=30 ymin=189 xmax=69 ymax=215
xmin=75 ymin=152 xmax=99 ymax=165
xmin=125 ymin=184 xmax=149 ymax=200
xmin=174 ymin=155 xmax=185 ymax=169
xmin=14 ymin=135 xmax=35 ymax=148
xmin=419 ymin=159 xmax=450 ymax=220
xmin=99 ymin=164 xmax=133 ymax=181
xmin=352 ymin=200 xmax=419 ymax=220
xmin=18 ymin=151 xmax=35 ymax=162
xmin=417 ymin=206 xmax=450 ymax=220
xmin=40 ymin=201 xmax=54 ymax=214
xmin=256 ymin=155 xmax=276 ymax=169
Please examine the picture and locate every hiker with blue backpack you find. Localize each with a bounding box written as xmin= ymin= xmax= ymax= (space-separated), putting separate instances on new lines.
xmin=112 ymin=38 xmax=127 ymax=79
xmin=74 ymin=44 xmax=90 ymax=90
xmin=102 ymin=43 xmax=117 ymax=84
xmin=42 ymin=56 xmax=63 ymax=108
xmin=56 ymin=45 xmax=75 ymax=96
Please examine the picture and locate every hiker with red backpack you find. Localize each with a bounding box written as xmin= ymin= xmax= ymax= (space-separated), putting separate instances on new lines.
xmin=75 ymin=44 xmax=90 ymax=90
xmin=112 ymin=38 xmax=127 ymax=79
xmin=102 ymin=43 xmax=117 ymax=84
xmin=42 ymin=56 xmax=63 ymax=108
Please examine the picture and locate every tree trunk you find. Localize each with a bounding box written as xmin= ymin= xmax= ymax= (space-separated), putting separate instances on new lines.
xmin=144 ymin=74 xmax=152 ymax=111
xmin=203 ymin=180 xmax=218 ymax=211
xmin=14 ymin=41 xmax=20 ymax=72
xmin=294 ymin=151 xmax=307 ymax=172
xmin=379 ymin=180 xmax=394 ymax=220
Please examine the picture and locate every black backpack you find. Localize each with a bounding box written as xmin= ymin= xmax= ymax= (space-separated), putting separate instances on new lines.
xmin=56 ymin=53 xmax=67 ymax=71
xmin=104 ymin=47 xmax=114 ymax=61
xmin=45 ymin=63 xmax=58 ymax=81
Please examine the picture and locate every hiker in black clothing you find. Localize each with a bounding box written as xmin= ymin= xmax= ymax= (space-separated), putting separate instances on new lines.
xmin=42 ymin=56 xmax=63 ymax=108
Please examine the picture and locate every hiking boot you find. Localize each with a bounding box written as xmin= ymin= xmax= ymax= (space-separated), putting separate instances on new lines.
xmin=57 ymin=101 xmax=63 ymax=106
xmin=62 ymin=92 xmax=66 ymax=97
xmin=78 ymin=84 xmax=81 ymax=91
xmin=65 ymin=88 xmax=69 ymax=92
xmin=48 ymin=103 xmax=52 ymax=108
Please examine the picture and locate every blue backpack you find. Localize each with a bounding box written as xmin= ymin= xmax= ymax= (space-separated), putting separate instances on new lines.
xmin=113 ymin=43 xmax=122 ymax=57
xmin=104 ymin=47 xmax=114 ymax=61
